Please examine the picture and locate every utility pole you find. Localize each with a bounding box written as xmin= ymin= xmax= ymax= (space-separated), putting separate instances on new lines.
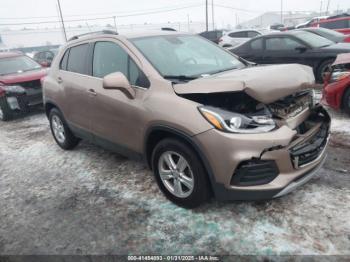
xmin=113 ymin=16 xmax=117 ymax=31
xmin=211 ymin=0 xmax=215 ymax=30
xmin=205 ymin=0 xmax=208 ymax=31
xmin=187 ymin=14 xmax=190 ymax=32
xmin=326 ymin=0 xmax=331 ymax=15
xmin=280 ymin=0 xmax=283 ymax=24
xmin=320 ymin=1 xmax=323 ymax=16
xmin=57 ymin=0 xmax=67 ymax=42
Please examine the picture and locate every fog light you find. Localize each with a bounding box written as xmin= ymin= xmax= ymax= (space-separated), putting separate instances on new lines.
xmin=230 ymin=116 xmax=242 ymax=129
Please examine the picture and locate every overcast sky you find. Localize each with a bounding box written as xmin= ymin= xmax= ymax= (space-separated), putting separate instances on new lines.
xmin=0 ymin=0 xmax=349 ymax=29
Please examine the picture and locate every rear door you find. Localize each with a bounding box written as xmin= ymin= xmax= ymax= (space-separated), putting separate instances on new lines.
xmin=262 ymin=36 xmax=309 ymax=65
xmin=57 ymin=43 xmax=93 ymax=134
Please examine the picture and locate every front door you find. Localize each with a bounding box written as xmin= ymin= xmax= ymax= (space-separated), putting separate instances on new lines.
xmin=88 ymin=40 xmax=149 ymax=152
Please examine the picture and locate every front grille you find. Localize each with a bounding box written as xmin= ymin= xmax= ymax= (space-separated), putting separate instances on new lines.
xmin=231 ymin=160 xmax=279 ymax=186
xmin=19 ymin=80 xmax=41 ymax=89
xmin=290 ymin=123 xmax=329 ymax=168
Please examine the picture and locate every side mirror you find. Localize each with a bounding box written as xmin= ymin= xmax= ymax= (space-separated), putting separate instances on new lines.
xmin=103 ymin=72 xmax=136 ymax=99
xmin=295 ymin=46 xmax=308 ymax=53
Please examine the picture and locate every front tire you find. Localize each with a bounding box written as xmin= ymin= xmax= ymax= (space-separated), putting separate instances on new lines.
xmin=49 ymin=108 xmax=80 ymax=150
xmin=343 ymin=88 xmax=350 ymax=115
xmin=317 ymin=59 xmax=334 ymax=83
xmin=0 ymin=97 xmax=13 ymax=121
xmin=152 ymin=138 xmax=211 ymax=208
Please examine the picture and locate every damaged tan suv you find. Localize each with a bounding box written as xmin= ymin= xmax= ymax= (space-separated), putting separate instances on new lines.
xmin=43 ymin=30 xmax=330 ymax=208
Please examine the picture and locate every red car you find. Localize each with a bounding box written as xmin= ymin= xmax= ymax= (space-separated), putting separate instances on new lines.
xmin=322 ymin=53 xmax=350 ymax=114
xmin=0 ymin=52 xmax=47 ymax=121
xmin=312 ymin=16 xmax=350 ymax=35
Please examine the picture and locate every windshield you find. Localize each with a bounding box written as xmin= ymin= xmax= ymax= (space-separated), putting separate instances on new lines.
xmin=0 ymin=55 xmax=41 ymax=76
xmin=294 ymin=31 xmax=334 ymax=48
xmin=313 ymin=27 xmax=344 ymax=37
xmin=131 ymin=35 xmax=245 ymax=78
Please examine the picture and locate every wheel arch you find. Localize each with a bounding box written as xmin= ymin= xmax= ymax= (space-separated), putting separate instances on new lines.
xmin=316 ymin=57 xmax=335 ymax=77
xmin=144 ymin=125 xmax=217 ymax=195
xmin=44 ymin=100 xmax=61 ymax=118
xmin=341 ymin=85 xmax=350 ymax=110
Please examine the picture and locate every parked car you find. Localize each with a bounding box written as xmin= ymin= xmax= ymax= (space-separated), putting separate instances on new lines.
xmin=33 ymin=49 xmax=58 ymax=67
xmin=44 ymin=30 xmax=330 ymax=208
xmin=199 ymin=30 xmax=227 ymax=44
xmin=230 ymin=30 xmax=350 ymax=82
xmin=219 ymin=29 xmax=270 ymax=48
xmin=322 ymin=53 xmax=350 ymax=114
xmin=311 ymin=15 xmax=350 ymax=34
xmin=270 ymin=23 xmax=285 ymax=31
xmin=295 ymin=16 xmax=329 ymax=29
xmin=0 ymin=52 xmax=47 ymax=121
xmin=300 ymin=27 xmax=350 ymax=43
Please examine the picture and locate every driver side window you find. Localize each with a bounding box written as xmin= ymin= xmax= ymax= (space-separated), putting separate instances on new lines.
xmin=93 ymin=41 xmax=149 ymax=88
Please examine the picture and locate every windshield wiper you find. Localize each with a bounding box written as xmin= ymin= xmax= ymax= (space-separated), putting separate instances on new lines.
xmin=209 ymin=67 xmax=238 ymax=75
xmin=163 ymin=75 xmax=198 ymax=81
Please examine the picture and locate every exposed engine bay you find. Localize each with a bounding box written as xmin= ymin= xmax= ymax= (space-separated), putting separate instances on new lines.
xmin=268 ymin=90 xmax=313 ymax=119
xmin=180 ymin=92 xmax=270 ymax=117
xmin=180 ymin=90 xmax=313 ymax=120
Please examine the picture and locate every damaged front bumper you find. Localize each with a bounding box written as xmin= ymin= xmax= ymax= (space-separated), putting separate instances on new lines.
xmin=0 ymin=85 xmax=43 ymax=112
xmin=193 ymin=105 xmax=331 ymax=201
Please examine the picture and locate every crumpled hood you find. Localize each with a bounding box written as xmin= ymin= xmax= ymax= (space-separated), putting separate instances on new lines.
xmin=173 ymin=64 xmax=315 ymax=104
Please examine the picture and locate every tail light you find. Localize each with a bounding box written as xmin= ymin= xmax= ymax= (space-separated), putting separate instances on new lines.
xmin=344 ymin=35 xmax=350 ymax=43
xmin=218 ymin=37 xmax=223 ymax=42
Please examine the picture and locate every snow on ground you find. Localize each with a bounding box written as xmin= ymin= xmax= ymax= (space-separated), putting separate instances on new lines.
xmin=0 ymin=109 xmax=349 ymax=255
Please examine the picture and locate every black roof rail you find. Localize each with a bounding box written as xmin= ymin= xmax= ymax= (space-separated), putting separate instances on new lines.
xmin=68 ymin=30 xmax=118 ymax=41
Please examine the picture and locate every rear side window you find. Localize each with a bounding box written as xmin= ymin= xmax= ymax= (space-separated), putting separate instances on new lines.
xmin=60 ymin=49 xmax=69 ymax=70
xmin=320 ymin=19 xmax=349 ymax=29
xmin=229 ymin=31 xmax=247 ymax=38
xmin=67 ymin=44 xmax=89 ymax=74
xmin=247 ymin=31 xmax=260 ymax=38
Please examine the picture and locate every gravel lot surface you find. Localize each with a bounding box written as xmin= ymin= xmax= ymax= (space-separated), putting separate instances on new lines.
xmin=0 ymin=108 xmax=349 ymax=255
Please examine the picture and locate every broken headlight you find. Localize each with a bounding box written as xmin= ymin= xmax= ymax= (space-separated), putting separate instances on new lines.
xmin=199 ymin=106 xmax=276 ymax=134
xmin=330 ymin=71 xmax=350 ymax=83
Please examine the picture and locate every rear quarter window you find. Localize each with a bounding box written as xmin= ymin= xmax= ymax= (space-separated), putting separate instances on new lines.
xmin=60 ymin=49 xmax=69 ymax=70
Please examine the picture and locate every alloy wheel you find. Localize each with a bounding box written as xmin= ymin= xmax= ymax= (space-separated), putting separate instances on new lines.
xmin=158 ymin=151 xmax=194 ymax=198
xmin=51 ymin=115 xmax=66 ymax=144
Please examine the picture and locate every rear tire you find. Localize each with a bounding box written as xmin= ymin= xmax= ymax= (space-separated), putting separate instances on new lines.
xmin=49 ymin=108 xmax=80 ymax=150
xmin=152 ymin=138 xmax=211 ymax=208
xmin=343 ymin=88 xmax=350 ymax=115
xmin=0 ymin=97 xmax=13 ymax=121
xmin=317 ymin=59 xmax=334 ymax=83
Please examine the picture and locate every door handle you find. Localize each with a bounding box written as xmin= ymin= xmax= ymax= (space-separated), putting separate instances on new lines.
xmin=57 ymin=77 xmax=63 ymax=84
xmin=87 ymin=89 xmax=97 ymax=96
